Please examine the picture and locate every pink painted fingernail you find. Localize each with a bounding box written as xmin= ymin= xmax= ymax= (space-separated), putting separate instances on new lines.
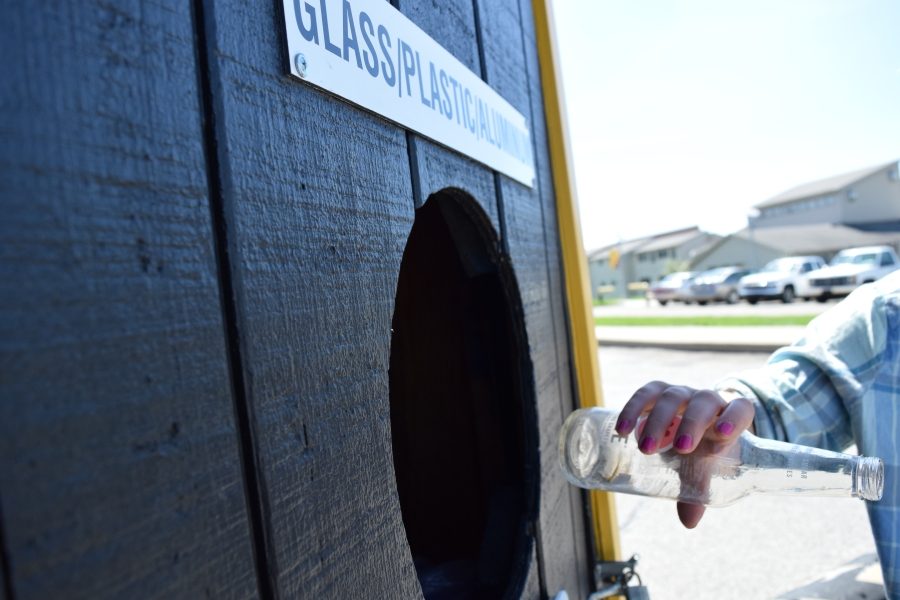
xmin=675 ymin=434 xmax=693 ymax=450
xmin=616 ymin=418 xmax=632 ymax=434
xmin=639 ymin=436 xmax=657 ymax=453
xmin=717 ymin=421 xmax=735 ymax=436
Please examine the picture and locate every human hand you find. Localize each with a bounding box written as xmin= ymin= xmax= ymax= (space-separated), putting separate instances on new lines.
xmin=614 ymin=381 xmax=756 ymax=528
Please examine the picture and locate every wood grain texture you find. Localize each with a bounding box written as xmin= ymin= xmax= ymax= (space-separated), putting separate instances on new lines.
xmin=0 ymin=2 xmax=257 ymax=599
xmin=201 ymin=1 xmax=421 ymax=597
xmin=476 ymin=0 xmax=592 ymax=597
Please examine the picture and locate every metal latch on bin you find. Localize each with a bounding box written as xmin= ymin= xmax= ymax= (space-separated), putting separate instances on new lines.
xmin=589 ymin=554 xmax=650 ymax=599
xmin=550 ymin=555 xmax=649 ymax=600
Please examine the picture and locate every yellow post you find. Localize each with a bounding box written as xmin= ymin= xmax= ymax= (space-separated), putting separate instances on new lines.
xmin=531 ymin=0 xmax=622 ymax=562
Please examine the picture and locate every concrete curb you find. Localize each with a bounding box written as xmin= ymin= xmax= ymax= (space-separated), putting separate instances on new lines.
xmin=596 ymin=338 xmax=783 ymax=353
xmin=594 ymin=325 xmax=807 ymax=354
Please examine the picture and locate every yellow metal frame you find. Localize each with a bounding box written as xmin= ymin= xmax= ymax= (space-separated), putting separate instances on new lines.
xmin=531 ymin=0 xmax=622 ymax=562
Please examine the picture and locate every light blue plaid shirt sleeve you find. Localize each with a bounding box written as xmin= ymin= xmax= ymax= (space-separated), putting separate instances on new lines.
xmin=717 ymin=271 xmax=900 ymax=599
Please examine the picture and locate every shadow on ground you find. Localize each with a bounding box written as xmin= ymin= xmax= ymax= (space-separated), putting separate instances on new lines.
xmin=776 ymin=553 xmax=884 ymax=599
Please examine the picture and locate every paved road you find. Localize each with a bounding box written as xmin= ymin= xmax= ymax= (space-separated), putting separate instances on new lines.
xmin=597 ymin=346 xmax=885 ymax=600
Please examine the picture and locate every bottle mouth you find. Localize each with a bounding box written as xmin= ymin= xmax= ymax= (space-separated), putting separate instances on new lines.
xmin=854 ymin=457 xmax=884 ymax=502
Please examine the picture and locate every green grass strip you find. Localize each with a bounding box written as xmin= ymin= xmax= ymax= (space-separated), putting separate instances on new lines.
xmin=595 ymin=315 xmax=817 ymax=327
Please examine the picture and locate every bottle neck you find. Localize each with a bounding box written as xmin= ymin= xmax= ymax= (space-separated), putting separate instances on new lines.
xmin=748 ymin=441 xmax=883 ymax=501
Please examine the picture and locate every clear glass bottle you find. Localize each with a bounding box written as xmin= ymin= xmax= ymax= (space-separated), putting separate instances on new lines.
xmin=559 ymin=407 xmax=883 ymax=506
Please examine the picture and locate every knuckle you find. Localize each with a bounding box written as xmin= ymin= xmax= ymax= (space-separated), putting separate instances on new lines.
xmin=691 ymin=389 xmax=727 ymax=410
xmin=658 ymin=385 xmax=692 ymax=402
xmin=638 ymin=380 xmax=667 ymax=395
xmin=723 ymin=395 xmax=753 ymax=415
xmin=733 ymin=395 xmax=755 ymax=410
xmin=677 ymin=414 xmax=706 ymax=430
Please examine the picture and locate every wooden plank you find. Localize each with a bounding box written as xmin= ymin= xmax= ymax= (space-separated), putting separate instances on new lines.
xmin=0 ymin=2 xmax=258 ymax=599
xmin=399 ymin=0 xmax=482 ymax=74
xmin=476 ymin=0 xmax=592 ymax=597
xmin=517 ymin=0 xmax=577 ymax=433
xmin=398 ymin=0 xmax=499 ymax=227
xmin=200 ymin=1 xmax=422 ymax=597
xmin=518 ymin=0 xmax=597 ymax=579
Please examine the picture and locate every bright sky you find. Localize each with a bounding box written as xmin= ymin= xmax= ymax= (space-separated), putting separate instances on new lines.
xmin=553 ymin=0 xmax=900 ymax=252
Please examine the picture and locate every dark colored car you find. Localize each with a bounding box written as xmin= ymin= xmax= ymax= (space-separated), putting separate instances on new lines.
xmin=648 ymin=271 xmax=696 ymax=306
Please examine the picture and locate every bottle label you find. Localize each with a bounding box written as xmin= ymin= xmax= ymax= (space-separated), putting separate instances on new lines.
xmin=785 ymin=444 xmax=812 ymax=480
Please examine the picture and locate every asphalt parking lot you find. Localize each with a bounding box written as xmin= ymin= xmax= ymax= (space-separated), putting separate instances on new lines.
xmin=595 ymin=343 xmax=885 ymax=599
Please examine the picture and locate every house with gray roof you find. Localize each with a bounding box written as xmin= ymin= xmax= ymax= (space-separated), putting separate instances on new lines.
xmin=587 ymin=227 xmax=719 ymax=299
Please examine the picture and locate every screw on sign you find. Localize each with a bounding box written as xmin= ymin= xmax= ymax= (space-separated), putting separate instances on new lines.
xmin=294 ymin=53 xmax=307 ymax=77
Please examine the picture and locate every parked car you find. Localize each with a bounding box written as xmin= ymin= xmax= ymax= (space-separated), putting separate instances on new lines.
xmin=738 ymin=256 xmax=826 ymax=304
xmin=648 ymin=271 xmax=696 ymax=306
xmin=690 ymin=266 xmax=753 ymax=305
xmin=806 ymin=245 xmax=900 ymax=301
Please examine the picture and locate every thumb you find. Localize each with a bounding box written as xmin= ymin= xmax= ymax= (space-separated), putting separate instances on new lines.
xmin=677 ymin=502 xmax=706 ymax=529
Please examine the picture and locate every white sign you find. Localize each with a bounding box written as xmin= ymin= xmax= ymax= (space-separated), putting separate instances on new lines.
xmin=282 ymin=0 xmax=536 ymax=188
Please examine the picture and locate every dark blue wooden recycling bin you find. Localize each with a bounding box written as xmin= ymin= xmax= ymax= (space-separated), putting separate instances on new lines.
xmin=0 ymin=1 xmax=597 ymax=598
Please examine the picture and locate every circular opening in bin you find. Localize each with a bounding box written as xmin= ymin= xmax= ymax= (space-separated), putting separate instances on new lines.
xmin=389 ymin=189 xmax=538 ymax=599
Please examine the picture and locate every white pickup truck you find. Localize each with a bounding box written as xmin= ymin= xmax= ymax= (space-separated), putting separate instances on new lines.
xmin=738 ymin=255 xmax=826 ymax=304
xmin=805 ymin=245 xmax=900 ymax=301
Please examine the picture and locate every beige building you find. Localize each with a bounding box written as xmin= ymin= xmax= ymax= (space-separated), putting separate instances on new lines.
xmin=587 ymin=161 xmax=900 ymax=295
xmin=752 ymin=161 xmax=900 ymax=229
xmin=690 ymin=223 xmax=900 ymax=272
xmin=693 ymin=160 xmax=900 ymax=272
